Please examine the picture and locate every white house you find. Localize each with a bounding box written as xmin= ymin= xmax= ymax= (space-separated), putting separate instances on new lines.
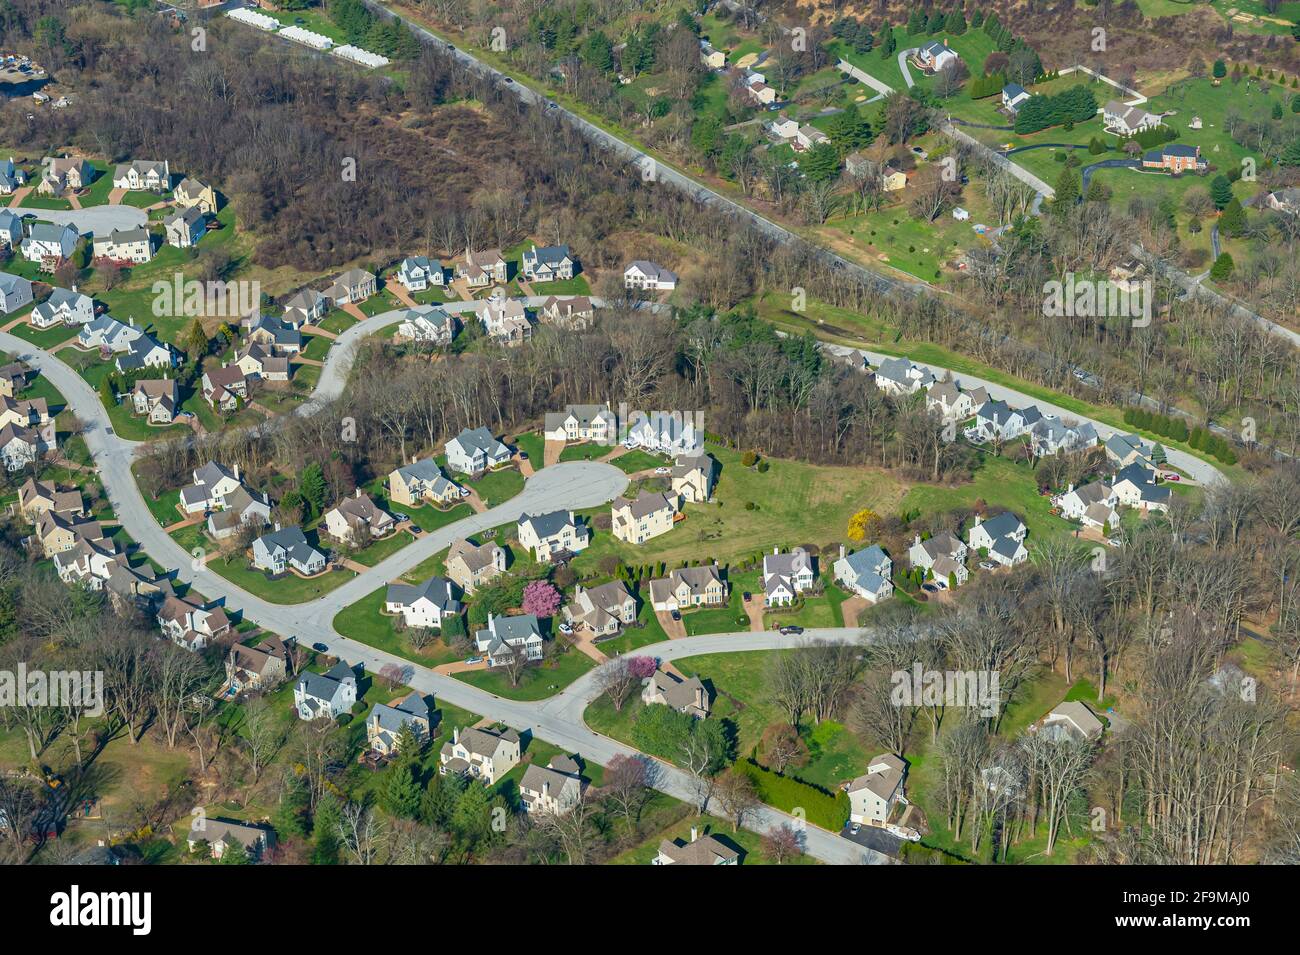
xmin=967 ymin=512 xmax=1028 ymax=567
xmin=252 ymin=526 xmax=327 ymax=576
xmin=1111 ymin=463 xmax=1171 ymax=513
xmin=925 ymin=380 xmax=976 ymax=422
xmin=395 ymin=305 xmax=456 ymax=345
xmin=112 ymin=159 xmax=171 ymax=191
xmin=92 ymin=227 xmax=153 ymax=264
xmin=762 ymin=546 xmax=815 ymax=607
xmin=439 ymin=725 xmax=520 ymax=785
xmin=517 ymin=510 xmax=589 ymax=561
xmin=847 ymin=753 xmax=907 ymax=826
xmin=1001 ymin=83 xmax=1031 ymax=113
xmin=873 ymin=356 xmax=935 ymax=397
xmin=396 ymin=255 xmax=444 ymax=291
xmin=916 ymin=39 xmax=960 ymax=73
xmin=544 ymin=404 xmax=616 ymax=444
xmin=21 ymin=222 xmax=78 ymax=263
xmin=474 ymin=613 xmax=544 ymax=667
xmin=384 ymin=576 xmax=460 ymax=630
xmin=832 ymin=545 xmax=894 ymax=603
xmin=30 ymin=287 xmax=94 ymax=328
xmin=520 ymin=244 xmax=575 ymax=283
xmin=624 ymin=260 xmax=678 ymax=291
xmin=1103 ymin=100 xmax=1162 ymax=136
xmin=624 ymin=410 xmax=701 ymax=455
xmin=908 ymin=532 xmax=968 ymax=588
xmin=294 ymin=661 xmax=357 ymax=721
xmin=444 ymin=426 xmax=513 ymax=474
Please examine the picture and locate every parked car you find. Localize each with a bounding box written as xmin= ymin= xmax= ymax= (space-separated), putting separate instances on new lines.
xmin=557 ymin=622 xmax=573 ymax=635
xmin=459 ymin=487 xmax=471 ymax=497
xmin=465 ymin=656 xmax=482 ymax=665
xmin=742 ymin=592 xmax=752 ymax=602
xmin=654 ymin=466 xmax=670 ymax=474
xmin=312 ymin=642 xmax=329 ymax=653
xmin=850 ymin=823 xmax=861 ymax=835
xmin=922 ymin=583 xmax=939 ymax=593
xmin=1161 ymin=472 xmax=1180 ymax=482
xmin=979 ymin=560 xmax=996 ymax=571
xmin=1107 ymin=537 xmax=1125 ymax=548
xmin=779 ymin=625 xmax=804 ymax=636
xmin=518 ymin=451 xmax=528 ymax=460
xmin=670 ymin=609 xmax=681 ymax=621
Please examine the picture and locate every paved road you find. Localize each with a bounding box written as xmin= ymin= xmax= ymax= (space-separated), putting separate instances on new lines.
xmin=14 ymin=205 xmax=148 ymax=236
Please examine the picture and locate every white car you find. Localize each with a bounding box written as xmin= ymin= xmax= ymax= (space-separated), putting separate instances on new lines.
xmin=654 ymin=466 xmax=670 ymax=474
xmin=558 ymin=623 xmax=573 ymax=635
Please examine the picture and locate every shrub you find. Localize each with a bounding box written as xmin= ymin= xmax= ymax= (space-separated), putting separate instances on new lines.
xmin=735 ymin=759 xmax=850 ymax=830
xmin=741 ymin=450 xmax=758 ymax=467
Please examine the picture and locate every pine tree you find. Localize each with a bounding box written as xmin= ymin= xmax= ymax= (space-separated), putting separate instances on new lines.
xmin=1218 ymin=197 xmax=1247 ymax=237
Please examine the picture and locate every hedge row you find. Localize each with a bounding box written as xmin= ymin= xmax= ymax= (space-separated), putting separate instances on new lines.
xmin=1122 ymin=408 xmax=1238 ymax=465
xmin=736 ymin=758 xmax=850 ymax=831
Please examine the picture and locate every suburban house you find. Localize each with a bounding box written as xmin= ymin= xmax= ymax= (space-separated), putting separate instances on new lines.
xmin=0 ymin=361 xmax=26 ymax=397
xmin=323 ymin=489 xmax=396 ymax=544
xmin=1001 ymin=83 xmax=1031 ymax=113
xmin=174 ymin=176 xmax=218 ymax=214
xmin=538 ymin=295 xmax=595 ymax=329
xmin=445 ymin=426 xmax=513 ymax=474
xmin=163 ymin=205 xmax=206 ymax=248
xmin=624 ymin=261 xmax=678 ymax=291
xmin=0 ymin=272 xmax=32 ymax=313
xmin=649 ymin=564 xmax=728 ymax=612
xmin=396 ymin=255 xmax=444 ymax=291
xmin=201 ymin=363 xmax=250 ymax=411
xmin=763 ymin=546 xmax=816 ymax=607
xmin=1102 ymin=100 xmax=1162 ymax=136
xmin=388 ymin=457 xmax=460 ymax=507
xmin=179 ymin=461 xmax=244 ymax=513
xmin=34 ymin=510 xmax=103 ymax=555
xmin=743 ymin=69 xmax=776 ymax=105
xmin=1110 ymin=257 xmax=1148 ymax=293
xmin=908 ymin=532 xmax=969 ymax=588
xmin=925 ymin=379 xmax=976 ymax=422
xmin=112 ymin=159 xmax=171 ymax=191
xmin=0 ymin=209 xmax=21 ymax=249
xmin=22 ymin=222 xmax=79 ymax=264
xmin=384 ymin=576 xmax=460 ymax=630
xmin=91 ymin=227 xmax=152 ymax=264
xmin=971 ymin=399 xmax=1041 ymax=443
xmin=252 ymin=526 xmax=327 ymax=576
xmin=795 ymin=124 xmax=830 ymax=151
xmin=224 ymin=637 xmax=293 ymax=695
xmin=653 ymin=828 xmax=740 ymax=865
xmin=30 ymin=287 xmax=94 ymax=327
xmin=520 ymin=244 xmax=575 ymax=282
xmin=474 ymin=613 xmax=545 ymax=667
xmin=205 ymin=485 xmax=272 ymax=541
xmin=699 ymin=39 xmax=726 ymax=69
xmin=915 ymin=39 xmax=960 ymax=72
xmin=517 ymin=510 xmax=589 ymax=561
xmin=114 ymin=334 xmax=174 ymax=373
xmin=1053 ymin=480 xmax=1119 ymax=529
xmin=564 ymin=580 xmax=637 ymax=637
xmin=1030 ymin=418 xmax=1098 ymax=457
xmin=611 ymin=490 xmax=680 ymax=544
xmin=367 ymin=692 xmax=432 ymax=757
xmin=624 ymin=410 xmax=701 ymax=455
xmin=0 ymin=423 xmax=43 ymax=471
xmin=475 ymin=298 xmax=532 ymax=345
xmin=446 ymin=537 xmax=508 ymax=594
xmin=544 ymin=403 xmax=616 ymax=444
xmin=54 ymin=538 xmax=126 ymax=591
xmin=395 ymin=304 xmax=456 ymax=345
xmin=670 ymin=452 xmax=716 ymax=503
xmin=642 ymin=668 xmax=711 ymax=718
xmin=1142 ymin=142 xmax=1207 ymax=174
xmin=833 ymin=545 xmax=895 ymax=604
xmin=457 ymin=249 xmax=508 ymax=287
xmin=1111 ymin=463 xmax=1171 ymax=513
xmin=1104 ymin=432 xmax=1154 ymax=469
xmin=38 ymin=157 xmax=94 ymax=196
xmin=187 ymin=818 xmax=273 ymax=861
xmin=439 ymin=725 xmax=520 ymax=785
xmin=0 ymin=157 xmax=25 ymax=194
xmin=1265 ymin=187 xmax=1300 ymax=215
xmin=847 ymin=753 xmax=907 ymax=826
xmin=968 ymin=512 xmax=1029 ymax=567
xmin=156 ymin=594 xmax=231 ymax=651
xmin=769 ymin=116 xmax=800 ymax=143
xmin=17 ymin=477 xmax=84 ymax=520
xmin=873 ymin=356 xmax=935 ymax=397
xmin=1041 ymin=700 xmax=1104 ymax=742
xmin=282 ymin=288 xmax=328 ymax=325
xmin=244 ymin=313 xmax=303 ymax=354
xmin=129 ymin=376 xmax=180 ymax=424
xmin=520 ymin=755 xmax=589 ymax=816
xmin=294 ymin=661 xmax=358 ymax=721
xmin=323 ymin=267 xmax=377 ymax=305
xmin=234 ymin=342 xmax=290 ymax=382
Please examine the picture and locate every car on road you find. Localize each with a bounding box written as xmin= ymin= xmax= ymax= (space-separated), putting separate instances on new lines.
xmin=779 ymin=625 xmax=804 ymax=636
xmin=546 ymin=101 xmax=558 ymax=110
xmin=446 ymin=43 xmax=455 ymax=50
xmin=670 ymin=609 xmax=681 ymax=621
xmin=312 ymin=642 xmax=328 ymax=653
xmin=503 ymin=76 xmax=513 ymax=83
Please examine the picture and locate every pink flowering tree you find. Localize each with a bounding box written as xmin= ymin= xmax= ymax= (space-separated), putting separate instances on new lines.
xmin=522 ymin=579 xmax=563 ymax=618
xmin=628 ymin=656 xmax=658 ymax=679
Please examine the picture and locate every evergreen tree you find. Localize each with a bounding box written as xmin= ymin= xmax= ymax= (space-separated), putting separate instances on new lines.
xmin=1218 ymin=197 xmax=1247 ymax=237
xmin=1209 ymin=174 xmax=1235 ymax=208
xmin=1052 ymin=165 xmax=1080 ymax=212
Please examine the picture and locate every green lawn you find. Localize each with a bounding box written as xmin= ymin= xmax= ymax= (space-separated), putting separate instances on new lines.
xmin=349 ymin=528 xmax=418 ymax=567
xmin=331 ymin=585 xmax=464 ymax=667
xmin=466 ymin=466 xmax=526 ymax=507
xmin=609 ymin=815 xmax=817 ymax=864
xmin=453 ymin=646 xmax=596 ymax=700
xmin=527 ymin=275 xmax=591 ymax=296
xmin=592 ymin=602 xmax=669 ymax=655
xmin=512 ymin=431 xmax=545 ymax=468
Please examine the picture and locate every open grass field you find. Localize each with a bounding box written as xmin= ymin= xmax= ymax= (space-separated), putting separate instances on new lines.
xmin=331 ymin=584 xmax=464 ymax=667
xmin=452 ymin=645 xmax=597 ymax=700
xmin=573 ymin=444 xmax=908 ymax=573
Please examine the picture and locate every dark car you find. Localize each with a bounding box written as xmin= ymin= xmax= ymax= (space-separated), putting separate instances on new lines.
xmin=518 ymin=451 xmax=528 ymax=459
xmin=779 ymin=625 xmax=804 ymax=636
xmin=670 ymin=609 xmax=681 ymax=621
xmin=446 ymin=43 xmax=455 ymax=50
xmin=504 ymin=76 xmax=514 ymax=83
xmin=742 ymin=592 xmax=752 ymax=602
xmin=312 ymin=642 xmax=329 ymax=653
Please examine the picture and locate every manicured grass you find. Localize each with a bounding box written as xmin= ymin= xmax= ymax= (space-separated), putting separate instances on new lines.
xmin=361 ymin=475 xmax=474 ymax=534
xmin=452 ymin=646 xmax=596 ymax=700
xmin=681 ymin=579 xmax=751 ymax=636
xmin=763 ymin=586 xmax=847 ymax=630
xmin=593 ymin=602 xmax=669 ymax=655
xmin=349 ymin=528 xmax=418 ymax=567
xmin=574 ymin=443 xmax=908 ymax=573
xmin=466 ymin=465 xmax=525 ymax=507
xmin=609 ymin=815 xmax=817 ymax=864
xmin=557 ymin=442 xmax=612 ymax=463
xmin=612 ymin=449 xmax=666 ymax=474
xmin=527 ymin=275 xmax=591 ymax=296
xmin=332 ymin=585 xmax=463 ymax=667
xmin=512 ymin=431 xmax=545 ymax=468
xmin=318 ymin=309 xmax=358 ymax=334
xmin=7 ymin=321 xmax=78 ymax=350
xmin=300 ymin=333 xmax=333 ymax=362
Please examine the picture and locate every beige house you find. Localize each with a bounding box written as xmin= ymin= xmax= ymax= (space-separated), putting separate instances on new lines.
xmin=17 ymin=477 xmax=83 ymax=520
xmin=1042 ymin=701 xmax=1104 ymax=742
xmin=520 ymin=755 xmax=588 ymax=816
xmin=439 ymin=725 xmax=520 ymax=785
xmin=457 ymin=248 xmax=508 ymax=287
xmin=642 ymin=668 xmax=710 ymax=718
xmin=445 ymin=537 xmax=508 ymax=594
xmin=653 ymin=827 xmax=740 ymax=865
xmin=224 ymin=638 xmax=292 ymax=695
xmin=174 ymin=176 xmax=217 ymax=214
xmin=564 ymin=580 xmax=637 ymax=636
xmin=187 ymin=818 xmax=274 ymax=861
xmin=323 ymin=489 xmax=396 ymax=544
xmin=324 ymin=267 xmax=376 ymax=305
xmin=611 ymin=490 xmax=679 ymax=545
xmin=130 ymin=376 xmax=179 ymax=424
xmin=669 ymin=452 xmax=716 ymax=503
xmin=38 ymin=157 xmax=93 ymax=196
xmin=388 ymin=457 xmax=460 ymax=507
xmin=847 ymin=753 xmax=907 ymax=826
xmin=543 ymin=403 xmax=616 ymax=444
xmin=367 ymin=692 xmax=432 ymax=756
xmin=648 ymin=564 xmax=728 ymax=612
xmin=35 ymin=511 xmax=103 ymax=556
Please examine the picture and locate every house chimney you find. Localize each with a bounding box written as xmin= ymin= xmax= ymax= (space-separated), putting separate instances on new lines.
xmin=839 ymin=544 xmax=846 ymax=560
xmin=452 ymin=727 xmax=459 ymax=744
xmin=1067 ymin=483 xmax=1074 ymax=494
xmin=913 ymin=533 xmax=922 ymax=546
xmin=234 ymin=464 xmax=240 ymax=481
xmin=689 ymin=827 xmax=699 ymax=843
xmin=974 ymin=514 xmax=981 ymax=526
